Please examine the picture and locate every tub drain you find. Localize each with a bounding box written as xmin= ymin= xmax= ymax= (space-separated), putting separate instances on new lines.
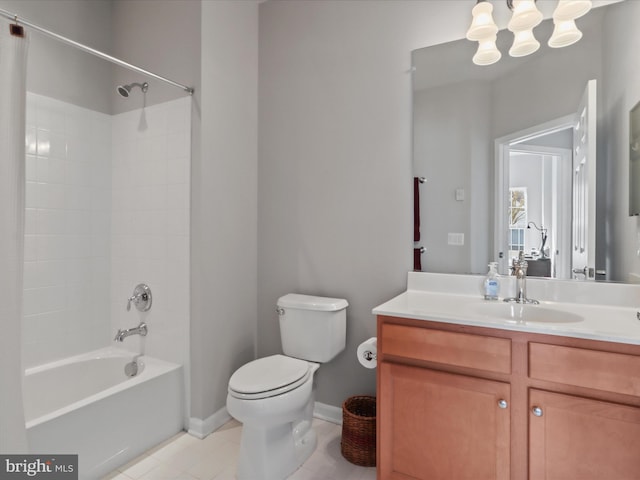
xmin=125 ymin=361 xmax=139 ymax=377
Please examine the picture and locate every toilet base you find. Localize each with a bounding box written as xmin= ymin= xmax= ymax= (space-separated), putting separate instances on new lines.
xmin=236 ymin=418 xmax=317 ymax=480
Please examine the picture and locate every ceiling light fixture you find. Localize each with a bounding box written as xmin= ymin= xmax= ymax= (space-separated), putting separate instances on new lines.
xmin=548 ymin=18 xmax=583 ymax=48
xmin=507 ymin=0 xmax=543 ymax=32
xmin=552 ymin=0 xmax=592 ymax=21
xmin=466 ymin=0 xmax=592 ymax=66
xmin=473 ymin=34 xmax=502 ymax=65
xmin=509 ymin=28 xmax=540 ymax=57
xmin=466 ymin=1 xmax=499 ymax=41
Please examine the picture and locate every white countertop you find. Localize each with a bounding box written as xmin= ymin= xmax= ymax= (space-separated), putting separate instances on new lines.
xmin=372 ymin=273 xmax=640 ymax=345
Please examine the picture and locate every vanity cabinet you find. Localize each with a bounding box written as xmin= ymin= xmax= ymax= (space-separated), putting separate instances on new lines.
xmin=377 ymin=315 xmax=640 ymax=480
xmin=528 ymin=343 xmax=640 ymax=480
xmin=378 ymin=321 xmax=512 ymax=480
xmin=529 ymin=389 xmax=640 ymax=479
xmin=379 ymin=362 xmax=510 ymax=480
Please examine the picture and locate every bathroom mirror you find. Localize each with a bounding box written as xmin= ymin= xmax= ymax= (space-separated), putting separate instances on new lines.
xmin=630 ymin=100 xmax=640 ymax=216
xmin=412 ymin=1 xmax=636 ymax=282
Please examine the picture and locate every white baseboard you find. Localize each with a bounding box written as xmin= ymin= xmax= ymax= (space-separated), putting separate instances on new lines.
xmin=188 ymin=401 xmax=343 ymax=438
xmin=188 ymin=407 xmax=232 ymax=439
xmin=313 ymin=401 xmax=342 ymax=425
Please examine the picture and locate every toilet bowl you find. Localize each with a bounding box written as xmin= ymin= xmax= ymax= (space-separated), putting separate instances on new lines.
xmin=226 ymin=294 xmax=348 ymax=480
xmin=227 ymin=355 xmax=320 ymax=480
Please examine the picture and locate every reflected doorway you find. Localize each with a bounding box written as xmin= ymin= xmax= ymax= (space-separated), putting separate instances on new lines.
xmin=495 ymin=119 xmax=574 ymax=279
xmin=495 ymin=80 xmax=597 ymax=280
xmin=507 ymin=144 xmax=572 ymax=279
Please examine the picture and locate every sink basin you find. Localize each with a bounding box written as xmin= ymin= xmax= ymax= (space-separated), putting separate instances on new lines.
xmin=473 ymin=303 xmax=584 ymax=324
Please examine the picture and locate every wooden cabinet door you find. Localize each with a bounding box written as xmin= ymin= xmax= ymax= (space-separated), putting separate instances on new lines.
xmin=529 ymin=389 xmax=640 ymax=480
xmin=378 ymin=362 xmax=510 ymax=480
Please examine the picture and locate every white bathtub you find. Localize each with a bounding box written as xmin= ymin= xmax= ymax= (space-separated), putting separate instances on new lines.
xmin=24 ymin=347 xmax=184 ymax=479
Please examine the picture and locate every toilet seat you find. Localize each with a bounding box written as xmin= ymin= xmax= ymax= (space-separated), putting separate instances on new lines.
xmin=228 ymin=354 xmax=311 ymax=400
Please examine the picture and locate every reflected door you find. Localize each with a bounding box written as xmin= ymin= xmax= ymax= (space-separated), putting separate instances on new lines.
xmin=571 ymin=79 xmax=597 ymax=280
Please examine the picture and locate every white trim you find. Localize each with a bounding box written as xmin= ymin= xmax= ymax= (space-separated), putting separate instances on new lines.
xmin=188 ymin=408 xmax=232 ymax=439
xmin=313 ymin=402 xmax=343 ymax=425
xmin=187 ymin=401 xmax=344 ymax=439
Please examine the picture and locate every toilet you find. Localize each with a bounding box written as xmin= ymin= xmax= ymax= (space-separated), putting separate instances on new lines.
xmin=226 ymin=293 xmax=348 ymax=480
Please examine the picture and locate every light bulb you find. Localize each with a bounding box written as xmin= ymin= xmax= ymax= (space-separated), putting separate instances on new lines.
xmin=466 ymin=1 xmax=498 ymax=41
xmin=548 ymin=19 xmax=582 ymax=48
xmin=508 ymin=0 xmax=543 ymax=32
xmin=509 ymin=29 xmax=540 ymax=57
xmin=553 ymin=0 xmax=592 ymax=22
xmin=473 ymin=35 xmax=502 ymax=66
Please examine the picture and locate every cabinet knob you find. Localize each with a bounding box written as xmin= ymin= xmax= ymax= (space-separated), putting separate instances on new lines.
xmin=498 ymin=399 xmax=508 ymax=409
xmin=532 ymin=406 xmax=543 ymax=417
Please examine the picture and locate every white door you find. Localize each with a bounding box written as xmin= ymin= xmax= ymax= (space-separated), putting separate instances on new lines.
xmin=571 ymin=80 xmax=597 ymax=280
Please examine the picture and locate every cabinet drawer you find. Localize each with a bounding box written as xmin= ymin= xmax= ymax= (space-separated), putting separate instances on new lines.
xmin=380 ymin=323 xmax=511 ymax=374
xmin=529 ymin=343 xmax=640 ymax=396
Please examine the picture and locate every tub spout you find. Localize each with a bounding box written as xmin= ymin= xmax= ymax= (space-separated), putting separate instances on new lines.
xmin=114 ymin=322 xmax=148 ymax=342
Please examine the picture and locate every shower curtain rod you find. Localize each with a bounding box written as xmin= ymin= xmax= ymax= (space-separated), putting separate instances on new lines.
xmin=0 ymin=8 xmax=194 ymax=96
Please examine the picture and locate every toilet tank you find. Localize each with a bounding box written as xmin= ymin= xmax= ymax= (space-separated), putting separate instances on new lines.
xmin=277 ymin=294 xmax=348 ymax=363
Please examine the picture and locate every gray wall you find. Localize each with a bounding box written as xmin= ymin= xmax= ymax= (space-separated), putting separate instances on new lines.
xmin=256 ymin=0 xmax=623 ymax=408
xmin=111 ymin=0 xmax=201 ymax=114
xmin=257 ymin=0 xmax=475 ymax=407
xmin=0 ymin=0 xmax=200 ymax=114
xmin=413 ymin=81 xmax=492 ymax=275
xmin=490 ymin=29 xmax=603 ymax=141
xmin=109 ymin=0 xmax=259 ymax=422
xmin=191 ymin=0 xmax=258 ymax=421
xmin=0 ymin=0 xmax=113 ymax=113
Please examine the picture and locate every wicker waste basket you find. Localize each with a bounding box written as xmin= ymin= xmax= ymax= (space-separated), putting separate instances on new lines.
xmin=341 ymin=395 xmax=376 ymax=467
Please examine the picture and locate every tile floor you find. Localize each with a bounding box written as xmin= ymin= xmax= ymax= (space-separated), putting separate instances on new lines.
xmin=102 ymin=419 xmax=376 ymax=480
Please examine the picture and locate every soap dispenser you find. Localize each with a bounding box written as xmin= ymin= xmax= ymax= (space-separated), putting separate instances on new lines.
xmin=484 ymin=262 xmax=500 ymax=300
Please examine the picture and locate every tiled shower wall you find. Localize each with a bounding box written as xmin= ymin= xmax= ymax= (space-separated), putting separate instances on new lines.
xmin=23 ymin=94 xmax=191 ymax=377
xmin=23 ymin=93 xmax=112 ymax=367
xmin=110 ymin=97 xmax=191 ymax=370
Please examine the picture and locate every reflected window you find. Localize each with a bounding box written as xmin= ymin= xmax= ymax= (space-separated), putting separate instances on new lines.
xmin=510 ymin=228 xmax=525 ymax=251
xmin=509 ymin=187 xmax=527 ymax=255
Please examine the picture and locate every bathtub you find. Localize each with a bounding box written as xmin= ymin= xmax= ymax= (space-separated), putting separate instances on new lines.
xmin=24 ymin=347 xmax=184 ymax=479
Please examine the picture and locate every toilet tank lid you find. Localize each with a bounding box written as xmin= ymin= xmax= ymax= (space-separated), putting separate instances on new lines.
xmin=277 ymin=293 xmax=348 ymax=312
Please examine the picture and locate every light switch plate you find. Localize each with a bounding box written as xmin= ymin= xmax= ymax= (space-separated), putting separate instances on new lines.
xmin=448 ymin=233 xmax=464 ymax=246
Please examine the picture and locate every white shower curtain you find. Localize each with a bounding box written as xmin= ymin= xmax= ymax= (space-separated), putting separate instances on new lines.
xmin=0 ymin=20 xmax=29 ymax=453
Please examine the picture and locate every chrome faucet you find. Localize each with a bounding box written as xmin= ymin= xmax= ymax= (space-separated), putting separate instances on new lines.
xmin=504 ymin=251 xmax=539 ymax=305
xmin=114 ymin=322 xmax=148 ymax=342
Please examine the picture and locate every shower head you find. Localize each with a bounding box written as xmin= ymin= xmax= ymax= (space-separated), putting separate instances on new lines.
xmin=116 ymin=82 xmax=148 ymax=98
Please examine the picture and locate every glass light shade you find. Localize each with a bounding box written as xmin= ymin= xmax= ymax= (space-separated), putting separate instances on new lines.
xmin=553 ymin=0 xmax=592 ymax=21
xmin=508 ymin=0 xmax=543 ymax=32
xmin=509 ymin=29 xmax=540 ymax=57
xmin=473 ymin=35 xmax=502 ymax=66
xmin=548 ymin=19 xmax=583 ymax=48
xmin=466 ymin=1 xmax=498 ymax=41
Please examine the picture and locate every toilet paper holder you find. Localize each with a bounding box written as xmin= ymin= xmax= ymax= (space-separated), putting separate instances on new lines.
xmin=361 ymin=350 xmax=377 ymax=362
xmin=357 ymin=337 xmax=377 ymax=369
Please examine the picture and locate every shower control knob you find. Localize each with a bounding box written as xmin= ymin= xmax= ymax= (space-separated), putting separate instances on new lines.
xmin=127 ymin=283 xmax=152 ymax=312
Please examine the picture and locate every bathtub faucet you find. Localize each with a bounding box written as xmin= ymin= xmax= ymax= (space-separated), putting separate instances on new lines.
xmin=114 ymin=322 xmax=148 ymax=342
